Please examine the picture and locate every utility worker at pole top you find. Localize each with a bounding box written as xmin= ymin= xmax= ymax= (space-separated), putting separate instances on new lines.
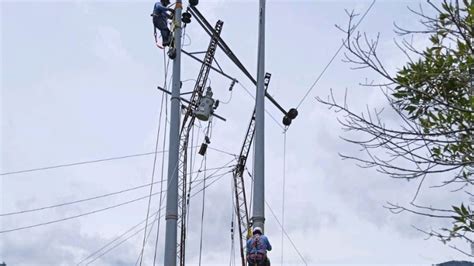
xmin=151 ymin=0 xmax=174 ymax=47
xmin=246 ymin=227 xmax=272 ymax=266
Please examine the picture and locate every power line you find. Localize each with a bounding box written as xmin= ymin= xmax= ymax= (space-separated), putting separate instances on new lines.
xmin=86 ymin=228 xmax=146 ymax=265
xmin=0 ymin=151 xmax=167 ymax=176
xmin=266 ymin=200 xmax=307 ymax=266
xmin=245 ymin=166 xmax=307 ymax=265
xmin=139 ymin=82 xmax=167 ymax=266
xmin=296 ymin=0 xmax=377 ymax=109
xmin=237 ymin=82 xmax=285 ymax=131
xmin=1 ymin=165 xmax=235 ymax=234
xmin=0 ymin=190 xmax=164 ymax=234
xmin=84 ymin=217 xmax=162 ymax=266
xmin=77 ymin=169 xmax=233 ymax=265
xmin=75 ymin=207 xmax=162 ymax=265
xmin=190 ymin=170 xmax=233 ymax=198
xmin=0 ymin=165 xmax=233 ymax=217
xmin=0 ymin=180 xmax=164 ymax=217
xmin=135 ymin=206 xmax=163 ymax=266
xmin=208 ymin=146 xmax=238 ymax=158
xmin=1 ymin=146 xmax=235 ymax=177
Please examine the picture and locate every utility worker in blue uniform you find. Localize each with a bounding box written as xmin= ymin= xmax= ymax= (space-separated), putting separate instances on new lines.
xmin=246 ymin=227 xmax=272 ymax=266
xmin=152 ymin=0 xmax=174 ymax=46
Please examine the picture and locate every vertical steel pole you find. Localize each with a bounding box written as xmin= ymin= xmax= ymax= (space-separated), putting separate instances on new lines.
xmin=164 ymin=1 xmax=182 ymax=265
xmin=252 ymin=0 xmax=266 ymax=232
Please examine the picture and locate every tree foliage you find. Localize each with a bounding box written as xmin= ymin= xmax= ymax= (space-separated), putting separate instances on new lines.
xmin=319 ymin=0 xmax=473 ymax=256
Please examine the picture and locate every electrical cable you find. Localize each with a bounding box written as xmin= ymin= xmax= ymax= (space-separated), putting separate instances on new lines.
xmin=245 ymin=165 xmax=307 ymax=265
xmin=0 ymin=151 xmax=170 ymax=176
xmin=1 ymin=141 xmax=230 ymax=178
xmin=265 ymin=200 xmax=307 ymax=266
xmin=2 ymin=165 xmax=233 ymax=234
xmin=75 ymin=207 xmax=163 ymax=265
xmin=0 ymin=164 xmax=231 ymax=217
xmin=78 ymin=169 xmax=233 ymax=265
xmin=85 ymin=211 xmax=166 ymax=266
xmin=237 ymin=82 xmax=285 ymax=131
xmin=296 ymin=0 xmax=377 ymax=109
xmin=0 ymin=190 xmax=164 ymax=234
xmin=219 ymin=89 xmax=233 ymax=105
xmin=207 ymin=147 xmax=238 ymax=158
xmin=139 ymin=62 xmax=169 ymax=265
xmin=0 ymin=180 xmax=165 ymax=217
xmin=134 ymin=207 xmax=162 ymax=266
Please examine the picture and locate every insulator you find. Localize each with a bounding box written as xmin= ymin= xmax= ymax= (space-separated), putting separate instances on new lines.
xmin=214 ymin=99 xmax=219 ymax=110
xmin=189 ymin=0 xmax=198 ymax=6
xmin=282 ymin=115 xmax=292 ymax=126
xmin=205 ymin=136 xmax=211 ymax=144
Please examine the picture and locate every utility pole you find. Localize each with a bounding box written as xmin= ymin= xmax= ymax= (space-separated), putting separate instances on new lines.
xmin=252 ymin=0 xmax=266 ymax=232
xmin=164 ymin=1 xmax=182 ymax=265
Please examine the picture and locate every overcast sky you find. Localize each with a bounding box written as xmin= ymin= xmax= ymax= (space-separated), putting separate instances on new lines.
xmin=1 ymin=0 xmax=472 ymax=265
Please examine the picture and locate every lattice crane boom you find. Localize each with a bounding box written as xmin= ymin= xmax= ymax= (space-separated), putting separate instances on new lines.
xmin=233 ymin=73 xmax=271 ymax=266
xmin=176 ymin=20 xmax=224 ymax=266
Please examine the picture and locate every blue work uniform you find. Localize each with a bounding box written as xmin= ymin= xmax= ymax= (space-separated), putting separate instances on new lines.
xmin=246 ymin=234 xmax=272 ymax=265
xmin=152 ymin=2 xmax=172 ymax=45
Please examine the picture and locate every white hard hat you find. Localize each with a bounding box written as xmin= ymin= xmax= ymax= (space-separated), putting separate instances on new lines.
xmin=253 ymin=227 xmax=262 ymax=234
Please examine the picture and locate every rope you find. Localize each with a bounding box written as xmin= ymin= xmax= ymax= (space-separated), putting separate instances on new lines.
xmin=295 ymin=0 xmax=377 ymax=109
xmin=197 ymin=155 xmax=207 ymax=266
xmin=153 ymin=57 xmax=170 ymax=265
xmin=139 ymin=47 xmax=171 ymax=265
xmin=138 ymin=90 xmax=166 ymax=266
xmin=140 ymin=43 xmax=173 ymax=266
xmin=134 ymin=206 xmax=162 ymax=266
xmin=281 ymin=131 xmax=287 ymax=265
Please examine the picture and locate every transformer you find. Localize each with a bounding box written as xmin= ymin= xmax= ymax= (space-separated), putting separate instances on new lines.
xmin=195 ymin=87 xmax=215 ymax=121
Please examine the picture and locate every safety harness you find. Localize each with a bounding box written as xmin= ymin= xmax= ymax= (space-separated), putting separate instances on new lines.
xmin=247 ymin=235 xmax=267 ymax=265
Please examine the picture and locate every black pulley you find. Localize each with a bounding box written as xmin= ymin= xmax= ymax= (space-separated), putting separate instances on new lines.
xmin=189 ymin=0 xmax=198 ymax=6
xmin=182 ymin=12 xmax=191 ymax=24
xmin=287 ymin=108 xmax=298 ymax=119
